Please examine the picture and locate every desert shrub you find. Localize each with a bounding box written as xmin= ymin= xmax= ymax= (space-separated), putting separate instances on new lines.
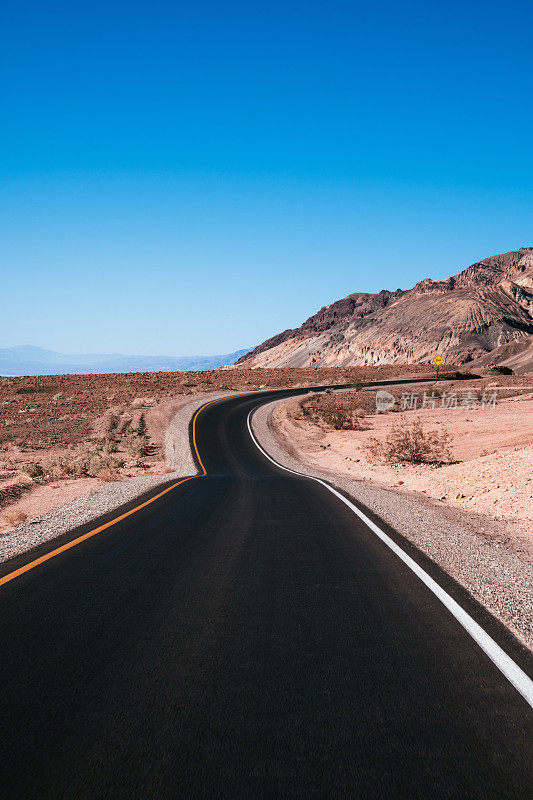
xmin=95 ymin=467 xmax=120 ymax=482
xmin=2 ymin=509 xmax=28 ymax=528
xmin=42 ymin=454 xmax=80 ymax=477
xmin=124 ymin=434 xmax=149 ymax=457
xmin=147 ymin=465 xmax=173 ymax=475
xmin=137 ymin=413 xmax=146 ymax=436
xmin=367 ymin=420 xmax=451 ymax=464
xmin=84 ymin=451 xmax=125 ymax=477
xmin=101 ymin=439 xmax=118 ymax=454
xmin=21 ymin=462 xmax=44 ymax=478
xmin=319 ymin=408 xmax=364 ymax=430
xmin=43 ymin=447 xmax=124 ymax=478
xmin=298 ymin=397 xmax=366 ymax=430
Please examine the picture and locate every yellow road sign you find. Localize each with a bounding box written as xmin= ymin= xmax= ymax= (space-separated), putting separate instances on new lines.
xmin=433 ymin=355 xmax=444 ymax=366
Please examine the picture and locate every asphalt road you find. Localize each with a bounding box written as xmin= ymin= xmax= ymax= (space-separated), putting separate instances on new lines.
xmin=0 ymin=388 xmax=532 ymax=799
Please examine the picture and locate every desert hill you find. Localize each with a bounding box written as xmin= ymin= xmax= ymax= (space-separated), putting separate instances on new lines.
xmin=237 ymin=248 xmax=533 ymax=372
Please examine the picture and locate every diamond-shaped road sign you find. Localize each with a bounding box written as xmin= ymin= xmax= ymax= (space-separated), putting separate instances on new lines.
xmin=433 ymin=355 xmax=444 ymax=366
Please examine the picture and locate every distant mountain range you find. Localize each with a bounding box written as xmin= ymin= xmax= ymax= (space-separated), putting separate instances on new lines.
xmin=237 ymin=248 xmax=533 ymax=373
xmin=0 ymin=346 xmax=251 ymax=376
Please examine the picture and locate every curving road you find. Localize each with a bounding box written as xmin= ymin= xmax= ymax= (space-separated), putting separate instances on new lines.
xmin=0 ymin=387 xmax=532 ymax=799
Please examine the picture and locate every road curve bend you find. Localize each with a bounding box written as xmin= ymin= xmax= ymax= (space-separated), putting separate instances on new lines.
xmin=0 ymin=386 xmax=532 ymax=799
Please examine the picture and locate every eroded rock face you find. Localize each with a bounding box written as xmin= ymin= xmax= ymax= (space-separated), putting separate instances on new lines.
xmin=238 ymin=248 xmax=533 ymax=372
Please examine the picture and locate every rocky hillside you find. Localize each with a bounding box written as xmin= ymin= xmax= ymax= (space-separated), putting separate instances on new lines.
xmin=238 ymin=248 xmax=533 ymax=372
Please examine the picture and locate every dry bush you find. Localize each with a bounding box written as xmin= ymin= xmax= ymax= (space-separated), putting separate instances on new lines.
xmin=367 ymin=420 xmax=451 ymax=464
xmin=95 ymin=467 xmax=120 ymax=482
xmin=2 ymin=509 xmax=28 ymax=528
xmin=84 ymin=451 xmax=125 ymax=477
xmin=124 ymin=434 xmax=149 ymax=457
xmin=21 ymin=462 xmax=44 ymax=478
xmin=42 ymin=453 xmax=81 ymax=477
xmin=101 ymin=439 xmax=118 ymax=454
xmin=299 ymin=397 xmax=365 ymax=430
xmin=318 ymin=407 xmax=365 ymax=430
xmin=43 ymin=447 xmax=124 ymax=478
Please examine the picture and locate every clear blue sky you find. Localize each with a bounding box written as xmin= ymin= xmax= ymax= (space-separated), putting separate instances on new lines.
xmin=1 ymin=0 xmax=532 ymax=356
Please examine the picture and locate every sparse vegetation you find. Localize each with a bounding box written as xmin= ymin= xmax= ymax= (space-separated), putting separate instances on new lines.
xmin=2 ymin=508 xmax=28 ymax=528
xmin=366 ymin=419 xmax=451 ymax=464
xmin=21 ymin=462 xmax=44 ymax=478
xmin=319 ymin=407 xmax=365 ymax=430
xmin=84 ymin=451 xmax=125 ymax=477
xmin=41 ymin=453 xmax=80 ymax=477
xmin=298 ymin=394 xmax=366 ymax=430
xmin=95 ymin=467 xmax=120 ymax=482
xmin=123 ymin=433 xmax=149 ymax=457
xmin=42 ymin=446 xmax=125 ymax=478
xmin=101 ymin=439 xmax=118 ymax=454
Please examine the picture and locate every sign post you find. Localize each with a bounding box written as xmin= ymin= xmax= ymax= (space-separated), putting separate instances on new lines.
xmin=433 ymin=355 xmax=444 ymax=382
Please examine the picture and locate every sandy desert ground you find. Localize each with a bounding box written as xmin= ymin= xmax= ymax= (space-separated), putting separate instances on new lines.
xmin=270 ymin=375 xmax=533 ymax=558
xmin=1 ymin=366 xmax=530 ymax=541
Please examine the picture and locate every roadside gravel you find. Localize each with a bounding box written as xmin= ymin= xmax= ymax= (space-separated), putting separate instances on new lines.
xmin=0 ymin=391 xmax=236 ymax=564
xmin=251 ymin=398 xmax=533 ymax=651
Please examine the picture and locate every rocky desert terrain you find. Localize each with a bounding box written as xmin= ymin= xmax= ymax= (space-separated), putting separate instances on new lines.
xmin=0 ymin=365 xmax=438 ymax=531
xmin=1 ymin=364 xmax=531 ymax=648
xmin=238 ymin=247 xmax=533 ymax=371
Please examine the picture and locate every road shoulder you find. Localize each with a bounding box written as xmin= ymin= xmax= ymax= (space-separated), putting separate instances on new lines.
xmin=251 ymin=397 xmax=533 ymax=653
xmin=0 ymin=391 xmax=235 ymax=564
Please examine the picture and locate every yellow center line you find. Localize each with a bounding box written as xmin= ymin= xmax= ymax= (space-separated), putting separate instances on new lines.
xmin=0 ymin=395 xmax=226 ymax=590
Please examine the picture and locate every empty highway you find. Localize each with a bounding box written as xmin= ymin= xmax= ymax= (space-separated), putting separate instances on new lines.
xmin=0 ymin=387 xmax=532 ymax=799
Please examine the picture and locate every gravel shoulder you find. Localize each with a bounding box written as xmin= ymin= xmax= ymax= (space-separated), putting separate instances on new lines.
xmin=0 ymin=391 xmax=236 ymax=564
xmin=251 ymin=397 xmax=533 ymax=651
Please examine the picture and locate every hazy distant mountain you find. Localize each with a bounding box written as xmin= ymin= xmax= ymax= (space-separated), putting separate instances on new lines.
xmin=0 ymin=346 xmax=251 ymax=376
xmin=238 ymin=248 xmax=533 ymax=373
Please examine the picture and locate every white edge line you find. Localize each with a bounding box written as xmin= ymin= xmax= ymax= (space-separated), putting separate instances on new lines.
xmin=246 ymin=408 xmax=533 ymax=710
